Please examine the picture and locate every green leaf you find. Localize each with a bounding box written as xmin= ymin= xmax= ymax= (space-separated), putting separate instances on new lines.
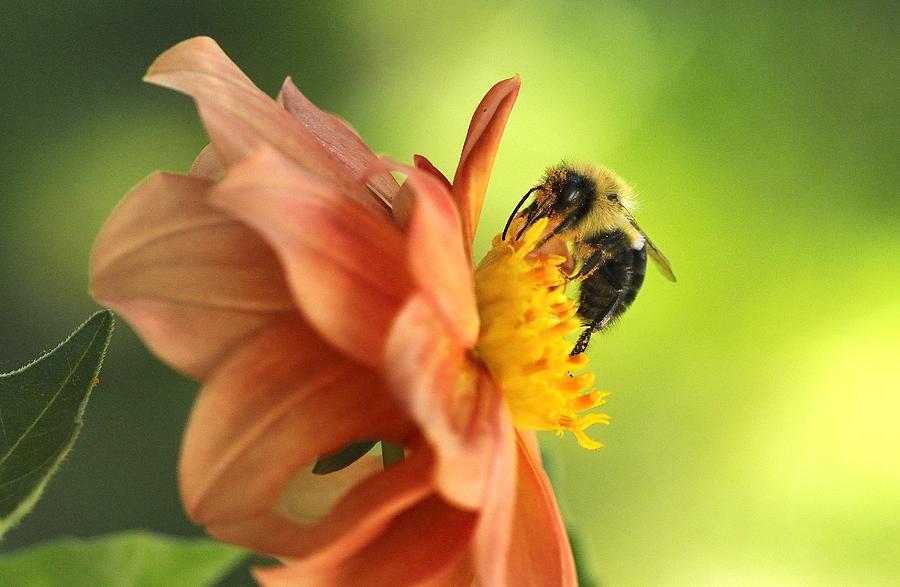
xmin=0 ymin=531 xmax=247 ymax=586
xmin=0 ymin=311 xmax=114 ymax=539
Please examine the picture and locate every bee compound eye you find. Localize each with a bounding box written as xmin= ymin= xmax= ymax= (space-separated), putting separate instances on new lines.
xmin=563 ymin=189 xmax=580 ymax=204
xmin=607 ymin=193 xmax=619 ymax=202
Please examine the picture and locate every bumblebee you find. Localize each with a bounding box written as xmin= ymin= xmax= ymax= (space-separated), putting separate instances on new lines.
xmin=503 ymin=163 xmax=675 ymax=355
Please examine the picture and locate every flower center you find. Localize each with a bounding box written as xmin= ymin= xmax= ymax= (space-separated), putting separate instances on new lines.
xmin=473 ymin=218 xmax=609 ymax=449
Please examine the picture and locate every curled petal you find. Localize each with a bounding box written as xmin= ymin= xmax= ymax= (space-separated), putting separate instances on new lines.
xmin=89 ymin=172 xmax=294 ymax=379
xmin=189 ymin=144 xmax=224 ymax=180
xmin=377 ymin=160 xmax=479 ymax=347
xmin=207 ymin=449 xmax=433 ymax=564
xmin=451 ymin=76 xmax=521 ymax=246
xmin=210 ymin=147 xmax=412 ymax=370
xmin=277 ymin=456 xmax=384 ymax=525
xmin=390 ymin=181 xmax=415 ymax=228
xmin=144 ymin=36 xmax=380 ymax=213
xmin=389 ymin=154 xmax=451 ymax=228
xmin=384 ymin=295 xmax=497 ymax=509
xmin=180 ymin=315 xmax=410 ymax=527
xmin=204 ymin=458 xmax=381 ymax=557
xmin=413 ymin=154 xmax=452 ymax=192
xmin=255 ymin=495 xmax=476 ymax=587
xmin=278 ymin=77 xmax=399 ymax=203
xmin=507 ymin=432 xmax=578 ymax=586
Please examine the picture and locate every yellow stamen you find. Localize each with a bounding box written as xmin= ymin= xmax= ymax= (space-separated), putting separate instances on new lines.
xmin=474 ymin=218 xmax=609 ymax=449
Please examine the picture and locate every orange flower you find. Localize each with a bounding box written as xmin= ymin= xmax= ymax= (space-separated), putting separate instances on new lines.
xmin=90 ymin=37 xmax=607 ymax=586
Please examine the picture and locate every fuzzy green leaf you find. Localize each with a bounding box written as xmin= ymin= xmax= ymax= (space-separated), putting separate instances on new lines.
xmin=0 ymin=311 xmax=114 ymax=539
xmin=0 ymin=531 xmax=247 ymax=586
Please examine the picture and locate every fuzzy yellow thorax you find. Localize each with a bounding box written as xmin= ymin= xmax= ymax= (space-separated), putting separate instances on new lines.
xmin=474 ymin=218 xmax=609 ymax=449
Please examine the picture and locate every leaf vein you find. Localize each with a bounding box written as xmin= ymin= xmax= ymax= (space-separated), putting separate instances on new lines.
xmin=0 ymin=317 xmax=107 ymax=470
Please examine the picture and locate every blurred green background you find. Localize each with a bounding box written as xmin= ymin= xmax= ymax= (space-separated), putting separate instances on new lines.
xmin=1 ymin=1 xmax=897 ymax=585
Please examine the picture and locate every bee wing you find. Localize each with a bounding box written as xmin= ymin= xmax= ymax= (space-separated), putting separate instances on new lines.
xmin=624 ymin=211 xmax=676 ymax=282
xmin=644 ymin=235 xmax=677 ymax=282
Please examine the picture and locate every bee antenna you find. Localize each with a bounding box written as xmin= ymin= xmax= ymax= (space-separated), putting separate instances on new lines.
xmin=502 ymin=186 xmax=539 ymax=241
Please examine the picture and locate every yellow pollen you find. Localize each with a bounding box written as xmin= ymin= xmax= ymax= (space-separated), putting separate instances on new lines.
xmin=474 ymin=218 xmax=609 ymax=449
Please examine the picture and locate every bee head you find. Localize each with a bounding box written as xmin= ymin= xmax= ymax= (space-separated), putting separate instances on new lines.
xmin=502 ymin=163 xmax=632 ymax=242
xmin=505 ymin=166 xmax=596 ymax=241
xmin=543 ymin=167 xmax=594 ymax=218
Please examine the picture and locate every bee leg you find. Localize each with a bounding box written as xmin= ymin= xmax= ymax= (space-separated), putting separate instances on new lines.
xmin=594 ymin=263 xmax=626 ymax=331
xmin=574 ymin=248 xmax=607 ymax=281
xmin=571 ymin=262 xmax=627 ymax=355
xmin=570 ymin=292 xmax=625 ymax=356
xmin=571 ymin=328 xmax=594 ymax=356
xmin=574 ymin=231 xmax=628 ymax=280
xmin=535 ymin=210 xmax=586 ymax=249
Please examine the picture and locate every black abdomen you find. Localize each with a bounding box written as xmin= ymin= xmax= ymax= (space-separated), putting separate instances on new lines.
xmin=576 ymin=239 xmax=647 ymax=330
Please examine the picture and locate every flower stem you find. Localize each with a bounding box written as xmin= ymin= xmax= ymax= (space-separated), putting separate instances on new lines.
xmin=381 ymin=441 xmax=404 ymax=469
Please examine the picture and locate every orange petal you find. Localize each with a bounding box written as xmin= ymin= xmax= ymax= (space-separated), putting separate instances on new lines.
xmin=380 ymin=160 xmax=479 ymax=347
xmin=470 ymin=392 xmax=517 ymax=586
xmin=389 ymin=180 xmax=415 ymax=228
xmin=450 ymin=76 xmax=521 ymax=246
xmin=180 ymin=315 xmax=410 ymax=526
xmin=210 ymin=147 xmax=412 ymax=370
xmin=189 ymin=144 xmax=224 ymax=180
xmin=207 ymin=448 xmax=433 ymax=564
xmin=277 ymin=77 xmax=399 ymax=204
xmin=413 ymin=154 xmax=452 ymax=192
xmin=425 ymin=551 xmax=475 ymax=587
xmin=204 ymin=458 xmax=382 ymax=557
xmin=384 ymin=295 xmax=498 ymax=509
xmin=518 ymin=429 xmax=542 ymax=465
xmin=89 ymin=172 xmax=294 ymax=379
xmin=507 ymin=432 xmax=578 ymax=586
xmin=255 ymin=495 xmax=476 ymax=587
xmin=276 ymin=455 xmax=384 ymax=526
xmin=144 ymin=36 xmax=381 ymax=214
xmin=389 ymin=156 xmax=450 ymax=228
